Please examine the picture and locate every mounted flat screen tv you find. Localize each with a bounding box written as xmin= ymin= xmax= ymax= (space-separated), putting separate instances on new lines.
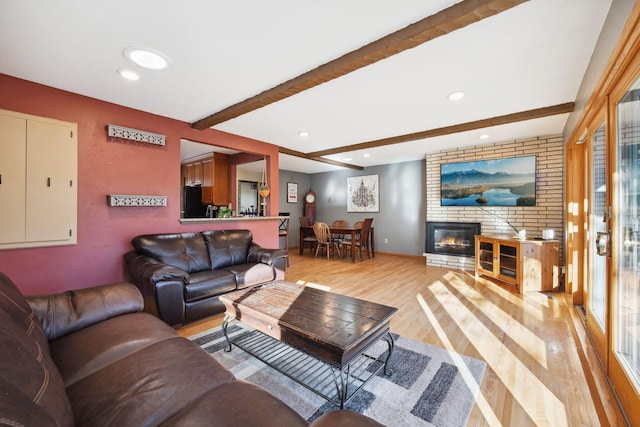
xmin=440 ymin=155 xmax=536 ymax=206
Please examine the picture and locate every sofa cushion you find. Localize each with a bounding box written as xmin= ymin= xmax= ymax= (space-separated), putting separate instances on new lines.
xmin=161 ymin=380 xmax=308 ymax=427
xmin=0 ymin=380 xmax=59 ymax=427
xmin=0 ymin=272 xmax=74 ymax=427
xmin=49 ymin=312 xmax=178 ymax=387
xmin=184 ymin=270 xmax=237 ymax=303
xmin=202 ymin=229 xmax=252 ymax=269
xmin=0 ymin=271 xmax=50 ymax=353
xmin=131 ymin=232 xmax=211 ymax=273
xmin=67 ymin=337 xmax=235 ymax=427
xmin=221 ymin=263 xmax=276 ymax=289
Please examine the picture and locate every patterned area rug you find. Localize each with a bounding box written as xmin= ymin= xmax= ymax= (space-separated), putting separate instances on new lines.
xmin=189 ymin=323 xmax=486 ymax=427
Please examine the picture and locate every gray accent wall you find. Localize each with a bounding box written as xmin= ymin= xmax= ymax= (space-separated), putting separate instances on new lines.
xmin=278 ymin=160 xmax=426 ymax=256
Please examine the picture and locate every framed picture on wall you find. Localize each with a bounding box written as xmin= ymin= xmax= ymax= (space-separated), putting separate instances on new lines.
xmin=287 ymin=182 xmax=298 ymax=203
xmin=440 ymin=155 xmax=536 ymax=206
xmin=347 ymin=174 xmax=379 ymax=212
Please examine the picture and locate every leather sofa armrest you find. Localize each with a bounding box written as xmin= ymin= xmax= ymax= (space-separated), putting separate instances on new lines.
xmin=124 ymin=251 xmax=190 ymax=326
xmin=247 ymin=244 xmax=288 ymax=267
xmin=124 ymin=251 xmax=189 ymax=285
xmin=26 ymin=282 xmax=143 ymax=341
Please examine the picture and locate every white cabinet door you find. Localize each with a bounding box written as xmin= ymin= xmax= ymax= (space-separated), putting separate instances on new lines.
xmin=25 ymin=120 xmax=76 ymax=242
xmin=0 ymin=115 xmax=27 ymax=244
xmin=0 ymin=109 xmax=77 ymax=249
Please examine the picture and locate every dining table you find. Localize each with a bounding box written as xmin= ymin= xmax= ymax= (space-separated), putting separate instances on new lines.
xmin=299 ymin=225 xmax=374 ymax=262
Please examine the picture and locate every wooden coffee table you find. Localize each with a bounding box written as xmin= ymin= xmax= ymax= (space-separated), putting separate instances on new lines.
xmin=219 ymin=281 xmax=397 ymax=408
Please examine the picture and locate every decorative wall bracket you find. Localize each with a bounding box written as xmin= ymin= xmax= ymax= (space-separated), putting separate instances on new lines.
xmin=107 ymin=194 xmax=167 ymax=207
xmin=106 ymin=124 xmax=166 ymax=146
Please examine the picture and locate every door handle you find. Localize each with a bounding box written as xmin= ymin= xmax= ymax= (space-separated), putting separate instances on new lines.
xmin=596 ymin=231 xmax=609 ymax=256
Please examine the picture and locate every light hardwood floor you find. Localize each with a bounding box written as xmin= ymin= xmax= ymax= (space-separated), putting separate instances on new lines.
xmin=178 ymin=250 xmax=627 ymax=426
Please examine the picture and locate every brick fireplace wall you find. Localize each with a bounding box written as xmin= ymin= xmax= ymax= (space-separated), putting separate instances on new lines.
xmin=425 ymin=135 xmax=564 ymax=271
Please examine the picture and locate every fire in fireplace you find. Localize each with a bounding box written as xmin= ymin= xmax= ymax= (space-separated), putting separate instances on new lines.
xmin=425 ymin=221 xmax=481 ymax=257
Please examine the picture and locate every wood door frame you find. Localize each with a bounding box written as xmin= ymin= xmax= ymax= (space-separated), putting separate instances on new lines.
xmin=584 ymin=110 xmax=610 ymax=369
xmin=566 ymin=139 xmax=586 ymax=303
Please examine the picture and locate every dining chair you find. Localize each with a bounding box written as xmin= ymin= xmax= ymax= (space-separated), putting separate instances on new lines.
xmin=278 ymin=213 xmax=290 ymax=266
xmin=313 ymin=222 xmax=341 ymax=260
xmin=299 ymin=217 xmax=312 ymax=227
xmin=331 ymin=220 xmax=349 ymax=244
xmin=342 ymin=220 xmax=363 ymax=245
xmin=299 ymin=217 xmax=317 ymax=254
xmin=351 ymin=220 xmax=369 ymax=250
xmin=341 ymin=218 xmax=373 ymax=262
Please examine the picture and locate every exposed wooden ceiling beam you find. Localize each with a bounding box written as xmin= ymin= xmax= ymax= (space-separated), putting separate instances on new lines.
xmin=308 ymin=157 xmax=364 ymax=170
xmin=306 ymin=102 xmax=575 ymax=158
xmin=192 ymin=0 xmax=528 ymax=130
xmin=279 ymin=147 xmax=363 ymax=170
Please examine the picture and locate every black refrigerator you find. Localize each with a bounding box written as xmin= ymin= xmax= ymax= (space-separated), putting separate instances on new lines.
xmin=183 ymin=186 xmax=205 ymax=218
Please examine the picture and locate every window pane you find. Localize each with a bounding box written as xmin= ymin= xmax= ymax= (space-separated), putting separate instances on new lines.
xmin=615 ymin=76 xmax=640 ymax=390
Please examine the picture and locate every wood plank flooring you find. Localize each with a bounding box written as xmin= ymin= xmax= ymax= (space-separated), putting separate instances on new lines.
xmin=178 ymin=250 xmax=626 ymax=426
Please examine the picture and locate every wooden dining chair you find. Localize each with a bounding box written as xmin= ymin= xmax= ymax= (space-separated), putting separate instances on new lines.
xmin=342 ymin=220 xmax=363 ymax=245
xmin=313 ymin=222 xmax=341 ymax=259
xmin=299 ymin=217 xmax=312 ymax=227
xmin=331 ymin=220 xmax=348 ymax=244
xmin=351 ymin=220 xmax=370 ymax=251
xmin=341 ymin=218 xmax=373 ymax=262
xmin=299 ymin=217 xmax=317 ymax=254
xmin=278 ymin=213 xmax=290 ymax=266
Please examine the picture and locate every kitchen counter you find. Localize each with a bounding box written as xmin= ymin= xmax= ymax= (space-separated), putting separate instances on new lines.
xmin=179 ymin=216 xmax=284 ymax=224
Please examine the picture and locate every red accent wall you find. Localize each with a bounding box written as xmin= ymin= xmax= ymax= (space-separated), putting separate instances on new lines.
xmin=0 ymin=74 xmax=280 ymax=294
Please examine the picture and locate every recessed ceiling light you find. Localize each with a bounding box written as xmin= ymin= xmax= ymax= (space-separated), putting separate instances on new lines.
xmin=298 ymin=131 xmax=309 ymax=137
xmin=341 ymin=157 xmax=353 ymax=162
xmin=118 ymin=69 xmax=140 ymax=81
xmin=447 ymin=91 xmax=465 ymax=101
xmin=479 ymin=134 xmax=490 ymax=140
xmin=363 ymin=153 xmax=371 ymax=158
xmin=124 ymin=47 xmax=169 ymax=70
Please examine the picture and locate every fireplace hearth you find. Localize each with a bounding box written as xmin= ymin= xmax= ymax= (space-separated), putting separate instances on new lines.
xmin=425 ymin=221 xmax=481 ymax=258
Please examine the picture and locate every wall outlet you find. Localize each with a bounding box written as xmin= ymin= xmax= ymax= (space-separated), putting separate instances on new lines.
xmin=384 ymin=238 xmax=389 ymax=244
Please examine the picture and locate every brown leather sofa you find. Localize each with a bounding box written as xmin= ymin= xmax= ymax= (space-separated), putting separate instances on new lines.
xmin=0 ymin=271 xmax=383 ymax=427
xmin=125 ymin=229 xmax=287 ymax=327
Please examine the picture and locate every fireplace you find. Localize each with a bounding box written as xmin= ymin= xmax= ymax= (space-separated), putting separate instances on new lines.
xmin=425 ymin=221 xmax=481 ymax=258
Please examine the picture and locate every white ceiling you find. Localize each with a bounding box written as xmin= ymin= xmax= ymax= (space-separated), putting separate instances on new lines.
xmin=0 ymin=0 xmax=612 ymax=173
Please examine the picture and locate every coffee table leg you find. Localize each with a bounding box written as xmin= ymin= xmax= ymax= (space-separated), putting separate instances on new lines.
xmin=222 ymin=313 xmax=233 ymax=352
xmin=382 ymin=332 xmax=395 ymax=375
xmin=330 ymin=366 xmax=349 ymax=409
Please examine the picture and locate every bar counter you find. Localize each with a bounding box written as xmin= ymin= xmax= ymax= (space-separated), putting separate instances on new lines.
xmin=179 ymin=216 xmax=284 ymax=224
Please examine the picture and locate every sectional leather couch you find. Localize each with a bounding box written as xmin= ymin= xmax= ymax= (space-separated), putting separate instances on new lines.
xmin=125 ymin=229 xmax=287 ymax=326
xmin=0 ymin=271 xmax=382 ymax=426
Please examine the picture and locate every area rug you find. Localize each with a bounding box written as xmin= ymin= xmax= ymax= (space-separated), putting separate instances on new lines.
xmin=189 ymin=323 xmax=486 ymax=427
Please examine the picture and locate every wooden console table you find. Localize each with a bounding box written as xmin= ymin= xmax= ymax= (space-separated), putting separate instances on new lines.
xmin=475 ymin=234 xmax=560 ymax=293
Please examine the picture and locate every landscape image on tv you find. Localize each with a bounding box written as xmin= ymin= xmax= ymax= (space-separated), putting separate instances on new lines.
xmin=441 ymin=156 xmax=536 ymax=206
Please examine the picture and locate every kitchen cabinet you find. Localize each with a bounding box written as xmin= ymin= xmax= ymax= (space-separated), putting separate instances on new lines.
xmin=0 ymin=109 xmax=77 ymax=249
xmin=203 ymin=154 xmax=229 ymax=205
xmin=185 ymin=161 xmax=203 ymax=186
xmin=184 ymin=153 xmax=229 ymax=205
xmin=475 ymin=234 xmax=559 ymax=293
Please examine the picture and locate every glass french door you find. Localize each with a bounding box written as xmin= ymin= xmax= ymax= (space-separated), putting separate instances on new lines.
xmin=609 ymin=73 xmax=640 ymax=424
xmin=586 ymin=119 xmax=609 ymax=365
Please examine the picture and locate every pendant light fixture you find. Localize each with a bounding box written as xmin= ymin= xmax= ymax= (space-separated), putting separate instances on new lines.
xmin=259 ymin=157 xmax=270 ymax=198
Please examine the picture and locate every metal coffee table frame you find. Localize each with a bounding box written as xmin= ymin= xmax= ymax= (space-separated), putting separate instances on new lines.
xmin=222 ymin=316 xmax=395 ymax=409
